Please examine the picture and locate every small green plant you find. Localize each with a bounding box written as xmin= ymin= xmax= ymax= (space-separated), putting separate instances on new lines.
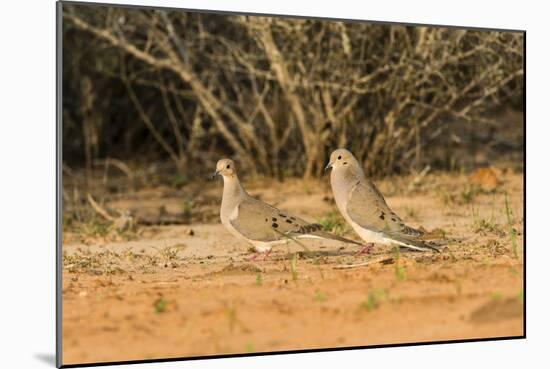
xmin=181 ymin=200 xmax=194 ymax=215
xmin=312 ymin=257 xmax=325 ymax=280
xmin=438 ymin=187 xmax=454 ymax=206
xmin=153 ymin=245 xmax=181 ymax=268
xmin=491 ymin=291 xmax=502 ymax=301
xmin=393 ymin=247 xmax=406 ymax=281
xmin=314 ymin=290 xmax=326 ymax=303
xmin=438 ymin=185 xmax=480 ymax=206
xmin=255 ymin=273 xmax=263 ymax=286
xmin=62 ymin=214 xmax=74 ymax=231
xmin=360 ymin=289 xmax=386 ymax=311
xmin=362 ymin=293 xmax=377 ymax=311
xmin=404 ymin=206 xmax=418 ymax=220
xmin=83 ymin=218 xmax=111 ymax=237
xmin=172 ymin=174 xmax=188 ymax=188
xmin=504 ymin=193 xmax=518 ymax=258
xmin=290 ymin=253 xmax=298 ymax=281
xmin=395 ymin=264 xmax=407 ymax=281
xmin=318 ymin=211 xmax=348 ymax=236
xmin=155 ymin=246 xmax=180 ymax=260
xmin=516 ymin=288 xmax=524 ymax=302
xmin=245 ymin=342 xmax=255 ymax=353
xmin=460 ymin=185 xmax=478 ymax=204
xmin=472 ymin=211 xmax=505 ymax=236
xmin=154 ymin=297 xmax=168 ymax=313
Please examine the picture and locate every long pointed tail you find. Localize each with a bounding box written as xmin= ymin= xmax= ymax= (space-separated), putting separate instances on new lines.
xmin=294 ymin=223 xmax=362 ymax=245
xmin=310 ymin=228 xmax=363 ymax=246
xmin=393 ymin=237 xmax=443 ymax=252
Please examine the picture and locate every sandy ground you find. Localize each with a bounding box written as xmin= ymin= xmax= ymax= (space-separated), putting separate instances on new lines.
xmin=61 ymin=171 xmax=524 ymax=365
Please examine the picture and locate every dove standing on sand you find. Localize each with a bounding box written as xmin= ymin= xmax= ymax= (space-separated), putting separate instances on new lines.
xmin=325 ymin=149 xmax=440 ymax=253
xmin=213 ymin=158 xmax=362 ymax=259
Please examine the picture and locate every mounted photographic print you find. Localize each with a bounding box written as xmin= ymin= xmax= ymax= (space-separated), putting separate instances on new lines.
xmin=57 ymin=1 xmax=525 ymax=367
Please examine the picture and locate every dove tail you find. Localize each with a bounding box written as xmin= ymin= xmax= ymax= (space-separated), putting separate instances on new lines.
xmin=294 ymin=222 xmax=362 ymax=245
xmin=393 ymin=238 xmax=442 ymax=252
xmin=309 ymin=229 xmax=363 ymax=246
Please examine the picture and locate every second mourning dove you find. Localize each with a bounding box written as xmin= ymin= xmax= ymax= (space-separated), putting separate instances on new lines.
xmin=325 ymin=149 xmax=440 ymax=252
xmin=212 ymin=158 xmax=362 ymax=257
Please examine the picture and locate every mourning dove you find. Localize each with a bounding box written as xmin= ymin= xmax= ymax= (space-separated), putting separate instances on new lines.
xmin=212 ymin=158 xmax=362 ymax=256
xmin=325 ymin=149 xmax=440 ymax=252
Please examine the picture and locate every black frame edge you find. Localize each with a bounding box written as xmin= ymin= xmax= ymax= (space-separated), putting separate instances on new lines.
xmin=522 ymin=30 xmax=526 ymax=339
xmin=56 ymin=1 xmax=64 ymax=367
xmin=60 ymin=335 xmax=525 ymax=368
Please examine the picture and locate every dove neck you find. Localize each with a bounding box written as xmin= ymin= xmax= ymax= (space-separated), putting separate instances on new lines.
xmin=333 ymin=164 xmax=365 ymax=187
xmin=222 ymin=174 xmax=247 ymax=201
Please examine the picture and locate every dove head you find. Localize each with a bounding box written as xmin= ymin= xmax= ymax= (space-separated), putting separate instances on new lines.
xmin=325 ymin=148 xmax=359 ymax=172
xmin=213 ymin=158 xmax=237 ymax=178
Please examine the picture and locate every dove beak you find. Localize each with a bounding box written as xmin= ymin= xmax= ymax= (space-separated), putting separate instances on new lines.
xmin=210 ymin=170 xmax=220 ymax=179
xmin=324 ymin=162 xmax=333 ymax=172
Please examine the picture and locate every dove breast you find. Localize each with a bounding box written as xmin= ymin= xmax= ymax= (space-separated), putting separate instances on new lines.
xmin=331 ymin=173 xmax=391 ymax=245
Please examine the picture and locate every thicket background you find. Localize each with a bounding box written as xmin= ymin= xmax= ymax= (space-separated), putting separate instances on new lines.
xmin=62 ymin=3 xmax=524 ymax=181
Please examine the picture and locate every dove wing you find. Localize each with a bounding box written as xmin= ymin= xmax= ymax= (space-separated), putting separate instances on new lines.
xmin=346 ymin=180 xmax=423 ymax=240
xmin=230 ymin=197 xmax=321 ymax=242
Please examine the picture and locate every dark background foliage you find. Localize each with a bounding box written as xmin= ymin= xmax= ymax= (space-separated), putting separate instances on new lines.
xmin=62 ymin=4 xmax=524 ymax=180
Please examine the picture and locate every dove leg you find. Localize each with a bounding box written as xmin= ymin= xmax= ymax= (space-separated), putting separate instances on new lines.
xmin=246 ymin=248 xmax=272 ymax=262
xmin=261 ymin=248 xmax=272 ymax=261
xmin=355 ymin=243 xmax=374 ymax=256
xmin=246 ymin=252 xmax=260 ymax=262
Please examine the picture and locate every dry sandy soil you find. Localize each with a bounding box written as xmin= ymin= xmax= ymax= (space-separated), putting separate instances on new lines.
xmin=61 ymin=170 xmax=524 ymax=366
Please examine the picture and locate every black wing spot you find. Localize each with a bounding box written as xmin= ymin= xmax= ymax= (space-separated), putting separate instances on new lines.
xmin=301 ymin=224 xmax=321 ymax=233
xmin=391 ymin=217 xmax=397 ymax=222
xmin=279 ymin=213 xmax=287 ymax=218
xmin=272 ymin=223 xmax=279 ymax=228
xmin=265 ymin=218 xmax=268 ymax=222
xmin=272 ymin=217 xmax=277 ymax=222
xmin=285 ymin=219 xmax=293 ymax=224
xmin=379 ymin=213 xmax=385 ymax=220
xmin=290 ymin=216 xmax=296 ymax=221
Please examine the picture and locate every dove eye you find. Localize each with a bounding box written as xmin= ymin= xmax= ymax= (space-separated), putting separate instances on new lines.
xmin=337 ymin=155 xmax=342 ymax=160
xmin=226 ymin=165 xmax=230 ymax=169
